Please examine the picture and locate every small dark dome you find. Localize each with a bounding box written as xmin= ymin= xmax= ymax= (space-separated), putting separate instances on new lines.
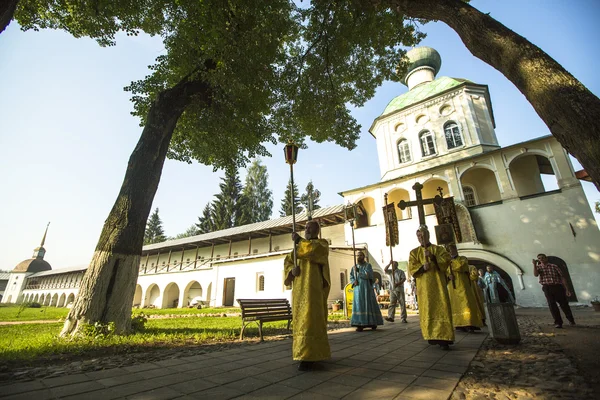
xmin=13 ymin=258 xmax=52 ymax=273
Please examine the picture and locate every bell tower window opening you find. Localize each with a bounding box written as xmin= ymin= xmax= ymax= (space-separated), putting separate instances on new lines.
xmin=397 ymin=139 xmax=411 ymax=164
xmin=463 ymin=185 xmax=477 ymax=207
xmin=420 ymin=131 xmax=436 ymax=157
xmin=444 ymin=122 xmax=463 ymax=149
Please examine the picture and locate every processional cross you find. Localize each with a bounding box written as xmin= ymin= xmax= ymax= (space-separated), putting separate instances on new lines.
xmin=398 ymin=182 xmax=443 ymax=228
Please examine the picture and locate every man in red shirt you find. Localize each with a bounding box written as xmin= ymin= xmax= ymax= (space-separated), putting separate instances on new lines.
xmin=532 ymin=254 xmax=576 ymax=328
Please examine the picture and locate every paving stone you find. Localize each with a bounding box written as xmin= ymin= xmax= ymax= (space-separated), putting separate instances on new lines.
xmin=190 ymin=385 xmax=245 ymax=399
xmin=239 ymin=383 xmax=302 ymax=399
xmin=330 ymin=373 xmax=372 ymax=387
xmin=413 ymin=376 xmax=458 ymax=391
xmin=166 ymin=378 xmax=218 ymax=395
xmin=85 ymin=367 xmax=128 ymax=380
xmin=308 ymin=381 xmax=355 ymax=398
xmin=2 ymin=389 xmax=55 ymax=400
xmin=122 ymin=363 xmax=161 ymax=373
xmin=97 ymin=373 xmax=142 ymax=387
xmin=42 ymin=373 xmax=91 ymax=388
xmin=400 ymin=385 xmax=453 ymax=400
xmin=280 ymin=375 xmax=329 ymax=391
xmin=345 ymin=367 xmax=385 ymax=379
xmin=420 ymin=368 xmax=463 ymax=381
xmin=49 ymin=380 xmax=105 ymax=398
xmin=61 ymin=387 xmax=124 ymax=400
xmin=0 ymin=380 xmax=46 ymax=396
xmin=126 ymin=386 xmax=183 ymax=400
xmin=375 ymin=372 xmax=418 ymax=385
xmin=222 ymin=376 xmax=272 ymax=393
xmin=204 ymin=370 xmax=249 ymax=385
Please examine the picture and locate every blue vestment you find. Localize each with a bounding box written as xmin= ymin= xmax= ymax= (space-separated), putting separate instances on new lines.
xmin=350 ymin=262 xmax=384 ymax=327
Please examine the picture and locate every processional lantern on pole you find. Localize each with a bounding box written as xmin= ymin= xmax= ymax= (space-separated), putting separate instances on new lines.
xmin=284 ymin=141 xmax=300 ymax=277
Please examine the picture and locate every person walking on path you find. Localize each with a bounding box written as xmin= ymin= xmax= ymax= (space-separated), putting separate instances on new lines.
xmin=533 ymin=253 xmax=576 ymax=328
xmin=284 ymin=220 xmax=331 ymax=371
xmin=447 ymin=245 xmax=483 ymax=332
xmin=350 ymin=251 xmax=384 ymax=331
xmin=383 ymin=261 xmax=407 ymax=323
xmin=408 ymin=226 xmax=454 ymax=350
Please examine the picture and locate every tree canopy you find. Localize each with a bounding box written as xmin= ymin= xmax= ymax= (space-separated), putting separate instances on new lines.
xmin=242 ymin=159 xmax=273 ymax=223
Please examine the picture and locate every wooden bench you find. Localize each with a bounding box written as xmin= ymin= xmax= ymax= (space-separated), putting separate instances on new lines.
xmin=237 ymin=298 xmax=292 ymax=341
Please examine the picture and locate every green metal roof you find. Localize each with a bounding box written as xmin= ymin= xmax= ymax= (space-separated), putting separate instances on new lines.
xmin=382 ymin=76 xmax=471 ymax=116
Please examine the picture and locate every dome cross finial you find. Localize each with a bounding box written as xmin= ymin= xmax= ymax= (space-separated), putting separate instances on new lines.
xmin=40 ymin=222 xmax=50 ymax=247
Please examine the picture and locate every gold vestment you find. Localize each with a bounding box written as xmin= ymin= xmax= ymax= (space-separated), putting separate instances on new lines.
xmin=447 ymin=257 xmax=483 ymax=328
xmin=284 ymin=238 xmax=331 ymax=361
xmin=408 ymin=244 xmax=454 ymax=342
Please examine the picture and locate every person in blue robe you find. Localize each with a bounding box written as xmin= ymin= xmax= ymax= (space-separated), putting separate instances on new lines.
xmin=483 ymin=265 xmax=515 ymax=304
xmin=350 ymin=251 xmax=384 ymax=331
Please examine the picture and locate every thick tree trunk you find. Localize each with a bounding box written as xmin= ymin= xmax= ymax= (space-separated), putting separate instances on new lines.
xmin=381 ymin=0 xmax=600 ymax=191
xmin=61 ymin=74 xmax=211 ymax=336
xmin=0 ymin=0 xmax=18 ymax=34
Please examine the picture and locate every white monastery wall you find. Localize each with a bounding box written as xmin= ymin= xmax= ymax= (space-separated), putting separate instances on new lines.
xmin=466 ymin=186 xmax=600 ymax=306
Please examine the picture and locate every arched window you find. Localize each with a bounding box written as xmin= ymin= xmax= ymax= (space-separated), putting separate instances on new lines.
xmin=258 ymin=274 xmax=265 ymax=291
xmin=463 ymin=186 xmax=477 ymax=207
xmin=420 ymin=131 xmax=436 ymax=157
xmin=444 ymin=122 xmax=463 ymax=149
xmin=397 ymin=139 xmax=411 ymax=164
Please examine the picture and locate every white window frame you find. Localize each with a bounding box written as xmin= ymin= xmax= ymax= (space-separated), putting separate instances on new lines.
xmin=444 ymin=122 xmax=463 ymax=150
xmin=397 ymin=139 xmax=412 ymax=164
xmin=462 ymin=185 xmax=478 ymax=207
xmin=420 ymin=130 xmax=437 ymax=157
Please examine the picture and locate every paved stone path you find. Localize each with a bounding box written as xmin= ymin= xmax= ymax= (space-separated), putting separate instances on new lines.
xmin=0 ymin=316 xmax=486 ymax=400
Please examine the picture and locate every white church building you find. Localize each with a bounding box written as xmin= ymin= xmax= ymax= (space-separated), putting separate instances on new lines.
xmin=4 ymin=47 xmax=600 ymax=309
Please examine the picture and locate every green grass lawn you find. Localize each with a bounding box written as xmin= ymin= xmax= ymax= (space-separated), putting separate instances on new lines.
xmin=0 ymin=316 xmax=289 ymax=364
xmin=0 ymin=304 xmax=241 ymax=322
xmin=0 ymin=304 xmax=69 ymax=321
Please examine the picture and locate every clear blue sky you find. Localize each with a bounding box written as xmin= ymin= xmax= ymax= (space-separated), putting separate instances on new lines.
xmin=1 ymin=0 xmax=598 ymax=270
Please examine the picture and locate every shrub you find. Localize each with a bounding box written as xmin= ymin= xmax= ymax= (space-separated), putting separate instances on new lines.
xmin=82 ymin=321 xmax=116 ymax=339
xmin=131 ymin=313 xmax=147 ymax=332
xmin=29 ymin=302 xmax=42 ymax=308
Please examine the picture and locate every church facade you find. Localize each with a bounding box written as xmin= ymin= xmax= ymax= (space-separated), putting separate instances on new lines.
xmin=4 ymin=47 xmax=599 ymax=309
xmin=339 ymin=47 xmax=600 ymax=307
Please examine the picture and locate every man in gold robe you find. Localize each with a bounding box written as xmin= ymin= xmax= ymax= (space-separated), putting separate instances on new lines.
xmin=408 ymin=226 xmax=454 ymax=350
xmin=447 ymin=245 xmax=483 ymax=332
xmin=284 ymin=220 xmax=331 ymax=370
xmin=469 ymin=265 xmax=486 ymax=326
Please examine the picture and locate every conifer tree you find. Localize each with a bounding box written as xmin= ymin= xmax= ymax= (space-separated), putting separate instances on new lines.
xmin=212 ymin=168 xmax=249 ymax=230
xmin=144 ymin=208 xmax=166 ymax=244
xmin=300 ymin=180 xmax=321 ymax=217
xmin=172 ymin=225 xmax=199 ymax=239
xmin=196 ymin=203 xmax=215 ymax=234
xmin=242 ymin=159 xmax=273 ymax=223
xmin=280 ymin=179 xmax=302 ymax=217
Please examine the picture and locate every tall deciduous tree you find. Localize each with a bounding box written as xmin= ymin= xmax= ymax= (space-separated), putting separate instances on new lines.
xmin=7 ymin=1 xmax=424 ymax=336
xmin=144 ymin=208 xmax=166 ymax=245
xmin=196 ymin=203 xmax=215 ymax=234
xmin=242 ymin=159 xmax=273 ymax=223
xmin=280 ymin=179 xmax=302 ymax=217
xmin=300 ymin=180 xmax=321 ymax=216
xmin=211 ymin=168 xmax=249 ymax=230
